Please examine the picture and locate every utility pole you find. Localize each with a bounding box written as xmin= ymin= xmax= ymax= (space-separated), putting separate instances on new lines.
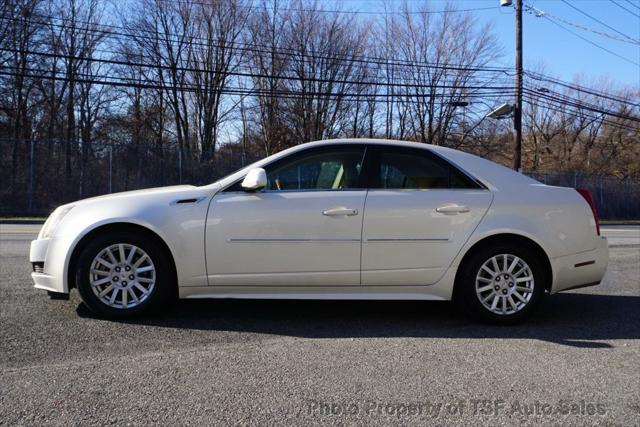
xmin=513 ymin=0 xmax=523 ymax=171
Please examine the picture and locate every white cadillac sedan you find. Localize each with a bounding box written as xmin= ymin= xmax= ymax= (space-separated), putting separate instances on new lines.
xmin=30 ymin=139 xmax=608 ymax=323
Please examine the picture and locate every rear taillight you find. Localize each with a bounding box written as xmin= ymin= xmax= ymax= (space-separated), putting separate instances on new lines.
xmin=576 ymin=189 xmax=600 ymax=236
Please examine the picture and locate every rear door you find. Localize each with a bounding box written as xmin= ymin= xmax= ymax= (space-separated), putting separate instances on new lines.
xmin=361 ymin=145 xmax=493 ymax=285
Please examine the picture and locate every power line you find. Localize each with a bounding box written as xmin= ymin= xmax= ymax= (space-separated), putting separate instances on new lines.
xmin=610 ymin=0 xmax=640 ymax=18
xmin=0 ymin=46 xmax=516 ymax=93
xmin=623 ymin=0 xmax=640 ymax=11
xmin=523 ymin=86 xmax=640 ymax=122
xmin=524 ymin=5 xmax=639 ymax=45
xmin=2 ymin=6 xmax=636 ymax=123
xmin=525 ymin=71 xmax=640 ymax=107
xmin=12 ymin=10 xmax=631 ymax=105
xmin=0 ymin=12 xmax=512 ymax=76
xmin=524 ymin=85 xmax=632 ymax=117
xmin=3 ymin=63 xmax=637 ymax=133
xmin=522 ymin=94 xmax=639 ymax=132
xmin=0 ymin=67 xmax=516 ymax=102
xmin=3 ymin=20 xmax=635 ymax=116
xmin=560 ymin=0 xmax=639 ymax=43
xmin=538 ymin=14 xmax=640 ymax=67
xmin=150 ymin=0 xmax=501 ymax=16
xmin=15 ymin=44 xmax=635 ymax=121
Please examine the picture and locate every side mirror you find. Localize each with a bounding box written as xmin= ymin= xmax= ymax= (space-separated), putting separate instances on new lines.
xmin=241 ymin=168 xmax=267 ymax=191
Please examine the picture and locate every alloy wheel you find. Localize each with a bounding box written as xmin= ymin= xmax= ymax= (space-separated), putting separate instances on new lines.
xmin=89 ymin=243 xmax=156 ymax=309
xmin=475 ymin=253 xmax=534 ymax=316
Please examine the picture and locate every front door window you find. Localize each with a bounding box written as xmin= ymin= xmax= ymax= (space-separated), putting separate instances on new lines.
xmin=264 ymin=148 xmax=366 ymax=191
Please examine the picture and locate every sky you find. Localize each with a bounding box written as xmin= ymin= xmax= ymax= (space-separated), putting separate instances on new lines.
xmin=343 ymin=0 xmax=640 ymax=89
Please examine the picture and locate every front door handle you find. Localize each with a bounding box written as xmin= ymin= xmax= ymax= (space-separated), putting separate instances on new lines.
xmin=322 ymin=207 xmax=359 ymax=216
xmin=436 ymin=204 xmax=470 ymax=214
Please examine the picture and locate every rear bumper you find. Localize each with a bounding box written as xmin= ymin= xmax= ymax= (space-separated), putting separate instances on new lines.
xmin=550 ymin=237 xmax=609 ymax=293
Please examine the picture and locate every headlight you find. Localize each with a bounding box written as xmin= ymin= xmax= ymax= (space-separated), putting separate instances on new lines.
xmin=39 ymin=205 xmax=75 ymax=239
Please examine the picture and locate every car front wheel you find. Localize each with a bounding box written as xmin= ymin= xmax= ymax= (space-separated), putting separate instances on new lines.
xmin=456 ymin=244 xmax=545 ymax=324
xmin=75 ymin=232 xmax=174 ymax=319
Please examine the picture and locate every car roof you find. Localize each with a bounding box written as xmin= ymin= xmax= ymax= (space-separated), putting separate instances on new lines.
xmin=306 ymin=138 xmax=429 ymax=148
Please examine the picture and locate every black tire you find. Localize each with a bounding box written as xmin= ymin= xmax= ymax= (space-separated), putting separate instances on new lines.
xmin=454 ymin=243 xmax=545 ymax=325
xmin=75 ymin=231 xmax=175 ymax=319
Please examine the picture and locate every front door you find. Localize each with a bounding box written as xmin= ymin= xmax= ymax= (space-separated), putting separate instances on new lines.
xmin=361 ymin=146 xmax=493 ymax=286
xmin=205 ymin=145 xmax=368 ymax=286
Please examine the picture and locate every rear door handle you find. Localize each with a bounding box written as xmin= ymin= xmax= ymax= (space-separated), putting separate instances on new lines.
xmin=322 ymin=207 xmax=359 ymax=216
xmin=436 ymin=204 xmax=470 ymax=214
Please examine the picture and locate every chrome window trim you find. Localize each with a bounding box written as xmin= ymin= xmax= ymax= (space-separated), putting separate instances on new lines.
xmin=217 ymin=142 xmax=490 ymax=193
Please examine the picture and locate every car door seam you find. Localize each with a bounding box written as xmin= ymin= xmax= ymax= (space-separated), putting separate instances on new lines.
xmin=359 ymin=189 xmax=370 ymax=286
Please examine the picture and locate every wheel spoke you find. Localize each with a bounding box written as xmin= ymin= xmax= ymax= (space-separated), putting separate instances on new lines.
xmin=513 ymin=291 xmax=527 ymax=303
xmin=126 ymin=246 xmax=136 ymax=264
xmin=516 ymin=286 xmax=532 ymax=293
xmin=501 ymin=296 xmax=507 ymax=314
xmin=122 ymin=288 xmax=128 ymax=308
xmin=106 ymin=249 xmax=118 ymax=264
xmin=118 ymin=244 xmax=126 ymax=263
xmin=491 ymin=257 xmax=500 ymax=274
xmin=513 ymin=266 xmax=527 ymax=277
xmin=507 ymin=295 xmax=517 ymax=311
xmin=482 ymin=292 xmax=495 ymax=303
xmin=99 ymin=284 xmax=114 ymax=297
xmin=96 ymin=258 xmax=113 ymax=269
xmin=516 ymin=276 xmax=533 ymax=283
xmin=490 ymin=295 xmax=499 ymax=310
xmin=128 ymin=288 xmax=139 ymax=303
xmin=109 ymin=288 xmax=118 ymax=304
xmin=137 ymin=277 xmax=154 ymax=284
xmin=133 ymin=282 xmax=147 ymax=293
xmin=481 ymin=265 xmax=496 ymax=276
xmin=133 ymin=254 xmax=148 ymax=268
xmin=90 ymin=269 xmax=110 ymax=276
xmin=91 ymin=277 xmax=111 ymax=287
xmin=136 ymin=265 xmax=154 ymax=274
xmin=507 ymin=256 xmax=520 ymax=273
xmin=477 ymin=276 xmax=492 ymax=283
xmin=477 ymin=284 xmax=494 ymax=293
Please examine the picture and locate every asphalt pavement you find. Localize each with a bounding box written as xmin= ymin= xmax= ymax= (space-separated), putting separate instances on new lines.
xmin=0 ymin=225 xmax=638 ymax=425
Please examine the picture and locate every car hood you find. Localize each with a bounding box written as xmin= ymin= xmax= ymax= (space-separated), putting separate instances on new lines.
xmin=72 ymin=185 xmax=205 ymax=206
xmin=50 ymin=184 xmax=221 ymax=239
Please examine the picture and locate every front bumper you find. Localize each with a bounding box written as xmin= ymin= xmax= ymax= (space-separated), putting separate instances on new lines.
xmin=550 ymin=236 xmax=609 ymax=293
xmin=30 ymin=238 xmax=67 ymax=294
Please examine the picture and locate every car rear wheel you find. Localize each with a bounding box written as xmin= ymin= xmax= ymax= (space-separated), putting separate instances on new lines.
xmin=456 ymin=244 xmax=545 ymax=324
xmin=75 ymin=232 xmax=174 ymax=319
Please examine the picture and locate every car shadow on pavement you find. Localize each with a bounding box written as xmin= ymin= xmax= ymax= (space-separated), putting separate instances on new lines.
xmin=77 ymin=293 xmax=640 ymax=348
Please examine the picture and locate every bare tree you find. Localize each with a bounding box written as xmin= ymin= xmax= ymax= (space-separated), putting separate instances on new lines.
xmin=392 ymin=2 xmax=501 ymax=145
xmin=246 ymin=0 xmax=290 ymax=155
xmin=189 ymin=0 xmax=247 ymax=161
xmin=282 ymin=1 xmax=369 ymax=143
xmin=1 ymin=0 xmax=44 ymax=191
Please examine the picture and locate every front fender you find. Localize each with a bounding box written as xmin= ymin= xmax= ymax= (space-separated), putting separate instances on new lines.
xmin=43 ymin=189 xmax=213 ymax=293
